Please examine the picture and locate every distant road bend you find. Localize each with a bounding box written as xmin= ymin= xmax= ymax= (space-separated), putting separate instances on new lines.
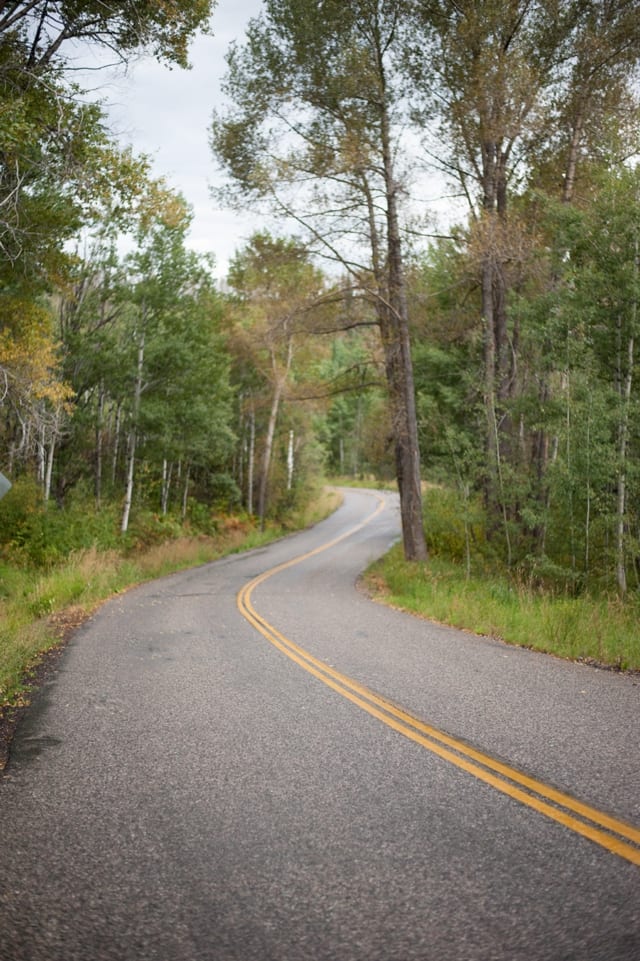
xmin=1 ymin=488 xmax=639 ymax=960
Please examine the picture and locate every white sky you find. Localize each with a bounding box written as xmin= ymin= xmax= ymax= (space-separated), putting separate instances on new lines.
xmin=76 ymin=0 xmax=264 ymax=279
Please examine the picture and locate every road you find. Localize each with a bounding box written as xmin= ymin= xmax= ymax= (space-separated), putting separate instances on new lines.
xmin=0 ymin=488 xmax=639 ymax=960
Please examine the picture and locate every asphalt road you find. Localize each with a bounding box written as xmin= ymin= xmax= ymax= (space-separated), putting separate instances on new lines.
xmin=1 ymin=488 xmax=639 ymax=961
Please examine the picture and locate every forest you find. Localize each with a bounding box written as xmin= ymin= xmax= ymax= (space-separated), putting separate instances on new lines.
xmin=2 ymin=0 xmax=640 ymax=653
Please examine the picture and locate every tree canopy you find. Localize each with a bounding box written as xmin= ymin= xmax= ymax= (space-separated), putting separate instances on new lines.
xmin=0 ymin=0 xmax=215 ymax=69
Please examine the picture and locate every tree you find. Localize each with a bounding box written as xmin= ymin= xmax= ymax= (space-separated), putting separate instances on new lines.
xmin=227 ymin=232 xmax=324 ymax=528
xmin=406 ymin=2 xmax=565 ymax=534
xmin=49 ymin=187 xmax=234 ymax=527
xmin=545 ymin=1 xmax=640 ymax=205
xmin=0 ymin=0 xmax=216 ymax=287
xmin=0 ymin=1 xmax=215 ymax=70
xmin=553 ymin=168 xmax=640 ymax=594
xmin=114 ymin=198 xmax=233 ymax=531
xmin=406 ymin=0 xmax=640 ymax=558
xmin=212 ymin=0 xmax=428 ymax=560
xmin=0 ymin=296 xmax=72 ymax=481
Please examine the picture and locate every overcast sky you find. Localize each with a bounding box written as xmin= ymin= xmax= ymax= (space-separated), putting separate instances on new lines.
xmin=78 ymin=0 xmax=264 ymax=279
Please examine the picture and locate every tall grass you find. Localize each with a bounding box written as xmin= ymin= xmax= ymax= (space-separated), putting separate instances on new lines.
xmin=365 ymin=546 xmax=640 ymax=671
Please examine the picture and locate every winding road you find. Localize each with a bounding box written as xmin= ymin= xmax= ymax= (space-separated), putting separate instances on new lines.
xmin=1 ymin=488 xmax=639 ymax=960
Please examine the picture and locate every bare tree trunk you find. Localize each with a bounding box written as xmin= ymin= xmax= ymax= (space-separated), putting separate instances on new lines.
xmin=482 ymin=251 xmax=513 ymax=564
xmin=95 ymin=386 xmax=104 ymax=509
xmin=121 ymin=430 xmax=136 ymax=534
xmin=121 ymin=330 xmax=145 ymax=534
xmin=616 ymin=330 xmax=634 ymax=596
xmin=112 ymin=403 xmax=122 ymax=485
xmin=236 ymin=403 xmax=244 ymax=499
xmin=352 ymin=395 xmax=362 ymax=477
xmin=287 ymin=429 xmax=294 ymax=491
xmin=161 ymin=459 xmax=173 ymax=515
xmin=562 ymin=103 xmax=585 ymax=205
xmin=584 ymin=400 xmax=591 ymax=577
xmin=37 ymin=421 xmax=45 ymax=489
xmin=181 ymin=463 xmax=190 ymax=521
xmin=564 ymin=366 xmax=576 ymax=574
xmin=44 ymin=424 xmax=56 ymax=504
xmin=247 ymin=407 xmax=255 ymax=516
xmin=258 ymin=374 xmax=286 ymax=530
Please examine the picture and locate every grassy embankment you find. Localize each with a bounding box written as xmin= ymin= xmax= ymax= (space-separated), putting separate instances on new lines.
xmin=365 ymin=487 xmax=640 ymax=672
xmin=0 ymin=488 xmax=342 ymax=712
xmin=2 ymin=480 xmax=638 ymax=730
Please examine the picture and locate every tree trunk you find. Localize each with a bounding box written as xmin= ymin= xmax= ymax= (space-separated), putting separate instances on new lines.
xmin=181 ymin=463 xmax=190 ymax=522
xmin=247 ymin=407 xmax=255 ymax=516
xmin=112 ymin=403 xmax=122 ymax=485
xmin=37 ymin=421 xmax=45 ymax=489
xmin=287 ymin=429 xmax=294 ymax=491
xmin=161 ymin=459 xmax=172 ymax=515
xmin=44 ymin=424 xmax=56 ymax=504
xmin=121 ymin=430 xmax=136 ymax=534
xmin=379 ymin=92 xmax=427 ymax=562
xmin=562 ymin=102 xmax=585 ymax=205
xmin=121 ymin=330 xmax=145 ymax=534
xmin=615 ymin=327 xmax=634 ymax=596
xmin=482 ymin=251 xmax=512 ymax=563
xmin=95 ymin=386 xmax=104 ymax=509
xmin=258 ymin=375 xmax=285 ymax=530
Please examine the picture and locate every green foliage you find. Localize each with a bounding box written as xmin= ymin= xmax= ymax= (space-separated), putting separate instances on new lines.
xmin=205 ymin=473 xmax=242 ymax=513
xmin=228 ymin=231 xmax=321 ymax=299
xmin=46 ymin=210 xmax=236 ymax=529
xmin=0 ymin=480 xmax=122 ymax=567
xmin=316 ymin=332 xmax=386 ymax=478
xmin=0 ymin=36 xmax=103 ymax=288
xmin=0 ymin=1 xmax=215 ymax=70
xmin=423 ymin=485 xmax=488 ymax=566
xmin=0 ymin=478 xmax=42 ymax=549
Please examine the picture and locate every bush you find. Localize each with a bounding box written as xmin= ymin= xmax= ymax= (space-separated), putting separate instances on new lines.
xmin=0 ymin=480 xmax=122 ymax=568
xmin=423 ymin=485 xmax=487 ymax=565
xmin=0 ymin=477 xmax=43 ymax=553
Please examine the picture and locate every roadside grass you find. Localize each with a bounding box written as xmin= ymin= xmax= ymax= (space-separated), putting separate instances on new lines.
xmin=365 ymin=545 xmax=640 ymax=671
xmin=0 ymin=487 xmax=342 ymax=711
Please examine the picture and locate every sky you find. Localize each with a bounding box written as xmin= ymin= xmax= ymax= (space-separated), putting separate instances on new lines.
xmin=76 ymin=0 xmax=264 ymax=279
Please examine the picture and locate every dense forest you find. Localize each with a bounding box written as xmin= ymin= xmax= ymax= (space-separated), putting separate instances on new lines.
xmin=2 ymin=0 xmax=640 ymax=600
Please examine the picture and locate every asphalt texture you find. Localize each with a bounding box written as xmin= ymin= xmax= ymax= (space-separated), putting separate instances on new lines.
xmin=0 ymin=488 xmax=639 ymax=961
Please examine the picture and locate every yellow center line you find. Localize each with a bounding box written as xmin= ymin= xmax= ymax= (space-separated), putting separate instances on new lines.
xmin=236 ymin=493 xmax=640 ymax=867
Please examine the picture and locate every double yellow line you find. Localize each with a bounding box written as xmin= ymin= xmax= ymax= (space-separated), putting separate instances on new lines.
xmin=237 ymin=495 xmax=640 ymax=867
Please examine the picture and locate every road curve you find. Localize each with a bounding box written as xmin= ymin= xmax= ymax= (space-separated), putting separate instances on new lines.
xmin=0 ymin=488 xmax=639 ymax=960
